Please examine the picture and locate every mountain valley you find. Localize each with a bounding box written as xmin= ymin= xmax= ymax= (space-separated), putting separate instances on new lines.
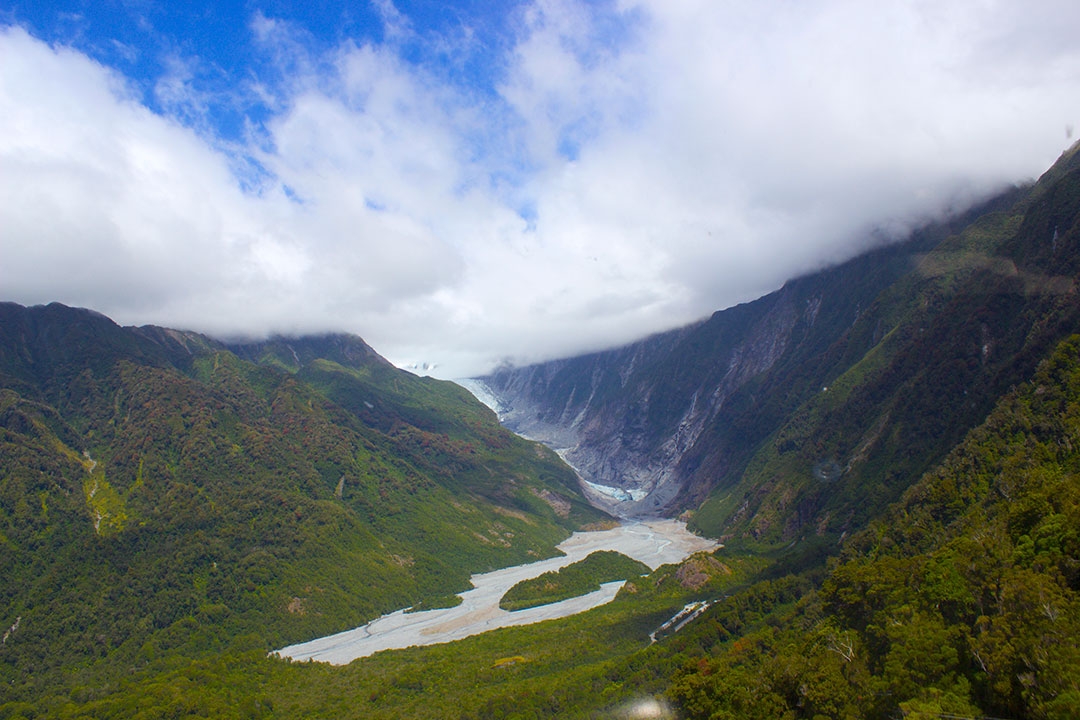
xmin=479 ymin=146 xmax=1080 ymax=556
xmin=2 ymin=143 xmax=1080 ymax=718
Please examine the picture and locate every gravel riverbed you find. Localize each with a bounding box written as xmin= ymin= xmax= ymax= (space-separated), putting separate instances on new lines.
xmin=274 ymin=519 xmax=718 ymax=664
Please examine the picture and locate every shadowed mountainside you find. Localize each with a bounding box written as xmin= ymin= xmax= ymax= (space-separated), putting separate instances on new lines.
xmin=478 ymin=143 xmax=1080 ymax=555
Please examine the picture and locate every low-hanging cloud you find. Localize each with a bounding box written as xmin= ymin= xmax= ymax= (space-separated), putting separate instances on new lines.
xmin=2 ymin=1 xmax=1079 ymax=378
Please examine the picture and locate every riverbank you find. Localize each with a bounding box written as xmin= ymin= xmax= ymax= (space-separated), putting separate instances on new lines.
xmin=274 ymin=520 xmax=719 ymax=664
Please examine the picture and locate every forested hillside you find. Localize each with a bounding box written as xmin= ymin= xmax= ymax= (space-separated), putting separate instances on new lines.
xmin=0 ymin=305 xmax=607 ymax=713
xmin=690 ymin=140 xmax=1080 ymax=550
xmin=664 ymin=333 xmax=1080 ymax=719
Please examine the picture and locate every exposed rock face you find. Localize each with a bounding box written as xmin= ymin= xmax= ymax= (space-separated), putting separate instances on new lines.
xmin=477 ymin=237 xmax=928 ymax=518
xmin=675 ymin=554 xmax=732 ymax=590
xmin=474 ymin=144 xmax=1080 ymax=544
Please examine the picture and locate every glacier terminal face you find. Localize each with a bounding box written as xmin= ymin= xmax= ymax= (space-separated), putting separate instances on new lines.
xmin=583 ymin=480 xmax=649 ymax=503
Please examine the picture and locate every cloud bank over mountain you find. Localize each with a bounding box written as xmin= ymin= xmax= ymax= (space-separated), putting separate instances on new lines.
xmin=2 ymin=1 xmax=1079 ymax=377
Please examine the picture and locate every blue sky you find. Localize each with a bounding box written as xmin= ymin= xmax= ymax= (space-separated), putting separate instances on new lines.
xmin=4 ymin=1 xmax=532 ymax=136
xmin=2 ymin=1 xmax=1079 ymax=377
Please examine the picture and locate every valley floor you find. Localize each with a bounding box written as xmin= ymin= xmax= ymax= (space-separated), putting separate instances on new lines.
xmin=275 ymin=520 xmax=718 ymax=664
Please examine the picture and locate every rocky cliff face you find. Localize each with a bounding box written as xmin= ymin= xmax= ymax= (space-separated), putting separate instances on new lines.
xmin=477 ymin=235 xmax=933 ymax=517
xmin=477 ymin=144 xmax=1080 ymax=539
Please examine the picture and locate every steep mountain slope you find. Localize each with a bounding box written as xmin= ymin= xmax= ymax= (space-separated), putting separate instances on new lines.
xmin=479 ymin=233 xmax=946 ymax=515
xmin=478 ymin=143 xmax=1080 ymax=552
xmin=0 ymin=303 xmax=607 ymax=706
xmin=664 ymin=332 xmax=1080 ymax=719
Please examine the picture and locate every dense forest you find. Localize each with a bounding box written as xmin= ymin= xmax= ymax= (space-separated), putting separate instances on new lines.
xmin=0 ymin=310 xmax=608 ymax=715
xmin=499 ymin=551 xmax=650 ymax=611
xmin=665 ymin=334 xmax=1080 ymax=719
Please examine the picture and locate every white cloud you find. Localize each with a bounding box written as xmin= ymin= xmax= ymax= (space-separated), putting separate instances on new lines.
xmin=2 ymin=1 xmax=1080 ymax=378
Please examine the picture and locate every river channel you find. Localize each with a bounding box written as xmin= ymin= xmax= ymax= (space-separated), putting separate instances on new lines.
xmin=274 ymin=519 xmax=719 ymax=664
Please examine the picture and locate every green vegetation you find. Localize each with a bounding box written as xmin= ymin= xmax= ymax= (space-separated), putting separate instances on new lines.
xmin=0 ymin=546 xmax=748 ymax=720
xmin=0 ymin=306 xmax=608 ymax=715
xmin=499 ymin=551 xmax=650 ymax=611
xmin=686 ymin=144 xmax=1080 ymax=552
xmin=664 ymin=333 xmax=1080 ymax=719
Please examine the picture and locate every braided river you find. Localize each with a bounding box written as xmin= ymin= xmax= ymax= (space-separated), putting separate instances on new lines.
xmin=275 ymin=519 xmax=718 ymax=664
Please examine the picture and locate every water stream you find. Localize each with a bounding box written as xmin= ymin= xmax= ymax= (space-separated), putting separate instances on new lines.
xmin=274 ymin=519 xmax=718 ymax=664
